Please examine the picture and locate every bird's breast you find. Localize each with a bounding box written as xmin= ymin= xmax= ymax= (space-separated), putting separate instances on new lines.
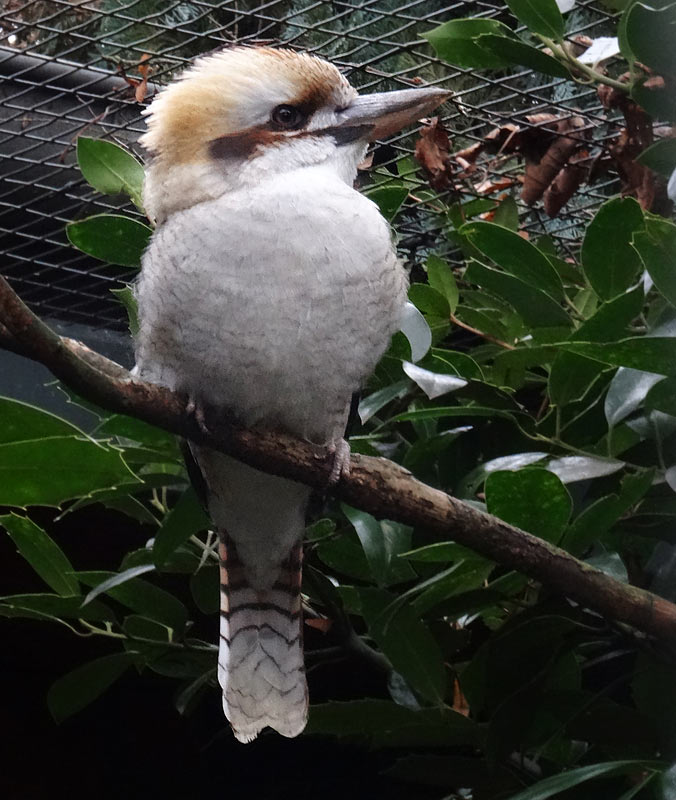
xmin=135 ymin=170 xmax=408 ymax=441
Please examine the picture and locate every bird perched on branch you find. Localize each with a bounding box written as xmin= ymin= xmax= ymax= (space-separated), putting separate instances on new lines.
xmin=134 ymin=46 xmax=448 ymax=743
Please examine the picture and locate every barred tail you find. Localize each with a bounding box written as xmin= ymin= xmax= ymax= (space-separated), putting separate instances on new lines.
xmin=218 ymin=533 xmax=308 ymax=743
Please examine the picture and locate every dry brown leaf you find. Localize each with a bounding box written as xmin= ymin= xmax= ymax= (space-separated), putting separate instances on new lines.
xmin=544 ymin=149 xmax=590 ymax=217
xmin=474 ymin=176 xmax=515 ymax=194
xmin=414 ymin=116 xmax=454 ymax=191
xmin=135 ymin=54 xmax=152 ymax=103
xmin=521 ymin=115 xmax=586 ymax=206
xmin=452 ymin=679 xmax=470 ymax=717
xmin=305 ymin=617 xmax=332 ymax=633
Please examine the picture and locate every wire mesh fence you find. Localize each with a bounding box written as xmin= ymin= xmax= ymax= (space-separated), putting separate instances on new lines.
xmin=1 ymin=0 xmax=622 ymax=331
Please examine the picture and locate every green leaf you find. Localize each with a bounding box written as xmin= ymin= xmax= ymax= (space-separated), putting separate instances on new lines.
xmin=581 ymin=197 xmax=644 ymax=300
xmin=549 ymin=285 xmax=644 ymax=406
xmin=493 ymin=195 xmax=519 ymax=231
xmin=67 ymin=214 xmax=151 ymax=268
xmin=646 ymin=376 xmax=676 ymax=415
xmin=626 ymin=2 xmax=676 ymax=77
xmin=0 ymin=593 xmax=114 ymax=622
xmin=359 ymin=588 xmax=447 ymax=704
xmin=48 ymin=653 xmax=132 ymax=723
xmin=400 ymin=541 xmax=481 ymax=563
xmin=190 ymin=565 xmax=219 ymax=615
xmin=633 ymin=216 xmax=676 ymax=309
xmin=0 ymin=436 xmax=139 ymax=507
xmin=358 ymin=379 xmax=410 ymax=424
xmin=637 ymin=138 xmax=676 ymax=178
xmin=460 ymin=221 xmax=563 ymax=300
xmin=366 ymin=184 xmax=408 ymax=221
xmin=562 ymin=337 xmax=676 ymax=376
xmin=78 ymin=570 xmax=188 ymax=631
xmin=422 ymin=19 xmax=517 ymax=69
xmin=153 ymin=487 xmax=209 ymax=567
xmin=0 ymin=396 xmax=86 ymax=444
xmin=1 ymin=514 xmax=79 ymax=596
xmin=503 ymin=760 xmax=664 ymax=800
xmin=306 ymin=700 xmax=479 ymax=747
xmin=316 ymin=535 xmax=372 ymax=582
xmin=485 ymin=469 xmax=571 ymax=543
xmin=426 ymin=254 xmax=458 ymax=314
xmin=408 ymin=284 xmax=450 ymax=318
xmin=76 ymin=137 xmax=144 ymax=209
xmin=94 ymin=414 xmax=179 ymax=455
xmin=504 ymin=0 xmax=565 ymax=38
xmin=477 ymin=34 xmax=570 ymax=77
xmin=465 ymin=261 xmax=571 ymax=328
xmin=342 ymin=505 xmax=415 ymax=587
xmin=123 ymin=614 xmax=172 ymax=642
xmin=82 ymin=564 xmax=155 ymax=605
xmin=110 ymin=285 xmax=139 ymax=336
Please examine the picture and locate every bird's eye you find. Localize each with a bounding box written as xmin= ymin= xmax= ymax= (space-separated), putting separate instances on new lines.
xmin=270 ymin=104 xmax=304 ymax=130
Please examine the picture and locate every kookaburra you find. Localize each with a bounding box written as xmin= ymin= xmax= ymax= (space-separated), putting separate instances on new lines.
xmin=134 ymin=46 xmax=448 ymax=743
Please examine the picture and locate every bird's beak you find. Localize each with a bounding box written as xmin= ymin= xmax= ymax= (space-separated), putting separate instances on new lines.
xmin=335 ymin=86 xmax=451 ymax=142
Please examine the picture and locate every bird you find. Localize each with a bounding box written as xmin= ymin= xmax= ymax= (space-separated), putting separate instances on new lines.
xmin=133 ymin=46 xmax=449 ymax=743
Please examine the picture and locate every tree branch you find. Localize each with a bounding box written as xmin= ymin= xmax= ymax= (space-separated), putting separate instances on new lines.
xmin=2 ymin=274 xmax=676 ymax=645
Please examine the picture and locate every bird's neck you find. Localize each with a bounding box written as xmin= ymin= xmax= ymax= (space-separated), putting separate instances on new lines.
xmin=144 ymin=139 xmax=367 ymax=225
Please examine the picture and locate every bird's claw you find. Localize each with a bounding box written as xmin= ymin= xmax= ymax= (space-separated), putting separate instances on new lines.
xmin=326 ymin=438 xmax=351 ymax=486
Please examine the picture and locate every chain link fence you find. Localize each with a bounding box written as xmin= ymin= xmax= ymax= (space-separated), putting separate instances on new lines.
xmin=1 ymin=1 xmax=621 ymax=331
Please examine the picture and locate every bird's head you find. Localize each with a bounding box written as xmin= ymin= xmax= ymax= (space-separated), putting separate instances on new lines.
xmin=141 ymin=47 xmax=449 ymax=223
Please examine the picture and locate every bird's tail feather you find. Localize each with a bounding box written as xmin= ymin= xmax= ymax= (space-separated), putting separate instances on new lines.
xmin=218 ymin=532 xmax=308 ymax=743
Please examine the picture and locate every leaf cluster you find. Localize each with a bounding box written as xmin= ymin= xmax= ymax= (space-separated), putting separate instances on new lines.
xmin=4 ymin=3 xmax=676 ymax=798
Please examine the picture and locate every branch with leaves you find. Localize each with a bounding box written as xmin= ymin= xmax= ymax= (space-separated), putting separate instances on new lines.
xmin=2 ymin=273 xmax=676 ymax=646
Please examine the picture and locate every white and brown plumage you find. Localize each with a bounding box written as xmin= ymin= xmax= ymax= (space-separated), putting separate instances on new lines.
xmin=134 ymin=46 xmax=448 ymax=742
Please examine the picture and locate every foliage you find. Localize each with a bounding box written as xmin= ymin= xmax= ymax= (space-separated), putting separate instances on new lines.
xmin=4 ymin=2 xmax=676 ymax=798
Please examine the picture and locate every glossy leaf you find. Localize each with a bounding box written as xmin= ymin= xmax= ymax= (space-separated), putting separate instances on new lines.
xmin=307 ymin=700 xmax=479 ymax=747
xmin=367 ymin=184 xmax=408 ymax=221
xmin=0 ymin=396 xmax=86 ymax=444
xmin=399 ymin=302 xmax=432 ymax=362
xmin=633 ymin=217 xmax=676 ymax=309
xmin=637 ymin=138 xmax=676 ymax=178
xmin=548 ymin=285 xmax=644 ymax=406
xmin=78 ymin=570 xmax=188 ymax=631
xmin=359 ymin=588 xmax=446 ymax=704
xmin=0 ymin=593 xmax=114 ymax=622
xmin=0 ymin=436 xmax=139 ymax=507
xmin=48 ymin=653 xmax=132 ymax=723
xmin=581 ymin=198 xmax=644 ymax=300
xmin=625 ymin=2 xmax=676 ymax=76
xmin=503 ymin=760 xmax=664 ymax=800
xmin=76 ymin=137 xmax=144 ymax=208
xmin=67 ymin=214 xmax=151 ymax=268
xmin=465 ymin=261 xmax=571 ymax=328
xmin=402 ymin=361 xmax=467 ymax=399
xmin=82 ymin=564 xmax=155 ymax=605
xmin=358 ymin=379 xmax=410 ymax=424
xmin=423 ymin=19 xmax=517 ymax=69
xmin=110 ymin=285 xmax=139 ymax=336
xmin=460 ymin=221 xmax=563 ymax=300
xmin=153 ymin=487 xmax=209 ymax=566
xmin=426 ymin=254 xmax=458 ymax=313
xmin=342 ymin=505 xmax=414 ymax=587
xmin=562 ymin=338 xmax=676 ymax=376
xmin=485 ymin=469 xmax=571 ymax=543
xmin=478 ymin=34 xmax=570 ymax=77
xmin=505 ymin=0 xmax=565 ymax=37
xmin=1 ymin=514 xmax=79 ymax=596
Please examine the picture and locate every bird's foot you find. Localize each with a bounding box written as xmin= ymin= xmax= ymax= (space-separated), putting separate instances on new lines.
xmin=186 ymin=395 xmax=210 ymax=435
xmin=326 ymin=437 xmax=351 ymax=485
